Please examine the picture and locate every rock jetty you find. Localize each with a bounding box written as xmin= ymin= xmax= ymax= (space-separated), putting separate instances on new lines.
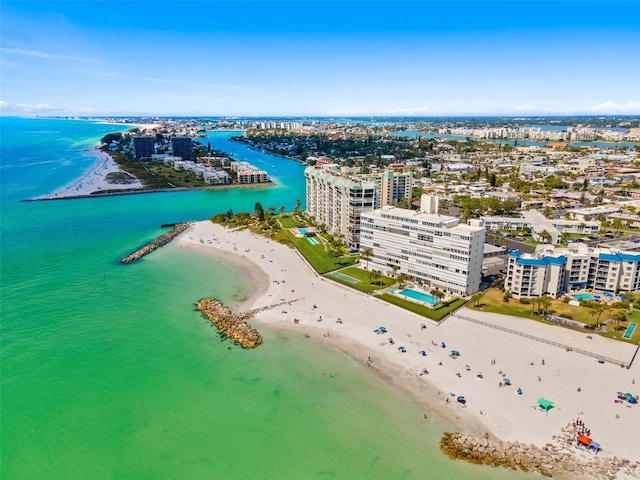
xmin=197 ymin=299 xmax=263 ymax=348
xmin=120 ymin=222 xmax=191 ymax=264
xmin=440 ymin=431 xmax=640 ymax=479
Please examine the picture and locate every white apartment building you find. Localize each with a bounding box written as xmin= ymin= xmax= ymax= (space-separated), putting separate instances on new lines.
xmin=505 ymin=243 xmax=640 ymax=298
xmin=229 ymin=161 xmax=270 ymax=184
xmin=360 ymin=195 xmax=486 ymax=296
xmin=481 ymin=210 xmax=601 ymax=244
xmin=304 ymin=166 xmax=413 ymax=248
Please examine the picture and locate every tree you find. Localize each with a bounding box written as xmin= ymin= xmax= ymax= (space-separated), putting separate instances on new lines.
xmin=293 ymin=198 xmax=302 ymax=213
xmin=471 ymin=293 xmax=482 ymax=307
xmin=267 ymin=205 xmax=276 ymax=216
xmin=360 ymin=247 xmax=373 ymax=270
xmin=503 ymin=289 xmax=512 ymax=302
xmin=254 ymin=202 xmax=265 ymax=221
xmin=370 ymin=270 xmax=381 ymax=286
xmin=489 ymin=172 xmax=497 ymax=187
xmin=540 ymin=230 xmax=552 ymax=244
xmin=539 ymin=296 xmax=553 ymax=315
xmin=594 ymin=303 xmax=606 ymax=327
xmin=392 ymin=265 xmax=400 ymax=277
xmin=430 ymin=288 xmax=445 ymax=305
xmin=612 ymin=217 xmax=623 ymax=233
xmin=613 ymin=310 xmax=627 ymax=331
xmin=279 ymin=205 xmax=285 ymax=215
xmin=624 ymin=292 xmax=636 ymax=312
xmin=396 ymin=197 xmax=411 ymax=209
xmin=101 ymin=132 xmax=124 ymax=145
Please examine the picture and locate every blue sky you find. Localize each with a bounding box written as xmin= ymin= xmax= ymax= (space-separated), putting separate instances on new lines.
xmin=1 ymin=1 xmax=639 ymax=116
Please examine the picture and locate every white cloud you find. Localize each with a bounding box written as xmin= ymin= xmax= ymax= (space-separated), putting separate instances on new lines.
xmin=384 ymin=105 xmax=441 ymax=115
xmin=587 ymin=101 xmax=640 ymax=114
xmin=82 ymin=71 xmax=257 ymax=92
xmin=0 ymin=100 xmax=58 ymax=113
xmin=324 ymin=109 xmax=365 ymax=115
xmin=514 ymin=104 xmax=537 ymax=112
xmin=1 ymin=47 xmax=105 ymax=64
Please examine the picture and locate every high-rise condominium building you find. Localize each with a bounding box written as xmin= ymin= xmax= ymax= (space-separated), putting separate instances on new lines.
xmin=171 ymin=136 xmax=193 ymax=160
xmin=360 ymin=195 xmax=486 ymax=296
xmin=304 ymin=165 xmax=413 ymax=248
xmin=133 ymin=136 xmax=155 ymax=159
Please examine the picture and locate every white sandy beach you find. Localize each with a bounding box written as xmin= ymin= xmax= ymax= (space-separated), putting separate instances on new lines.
xmin=43 ymin=147 xmax=143 ymax=199
xmin=179 ymin=221 xmax=640 ymax=472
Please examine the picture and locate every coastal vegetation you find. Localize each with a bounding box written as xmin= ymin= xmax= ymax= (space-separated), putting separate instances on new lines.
xmin=471 ymin=288 xmax=640 ymax=344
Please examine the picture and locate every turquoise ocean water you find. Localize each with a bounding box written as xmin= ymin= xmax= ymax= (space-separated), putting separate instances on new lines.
xmin=0 ymin=118 xmax=531 ymax=479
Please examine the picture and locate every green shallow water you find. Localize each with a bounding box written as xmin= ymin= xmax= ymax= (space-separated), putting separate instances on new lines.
xmin=1 ymin=118 xmax=533 ymax=479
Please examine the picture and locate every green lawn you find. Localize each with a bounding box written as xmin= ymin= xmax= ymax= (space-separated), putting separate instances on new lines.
xmin=471 ymin=288 xmax=640 ymax=344
xmin=327 ymin=266 xmax=396 ymax=294
xmin=601 ymin=308 xmax=640 ymax=344
xmin=377 ymin=293 xmax=467 ymax=321
xmin=281 ymin=228 xmax=356 ymax=274
xmin=277 ymin=215 xmax=299 ymax=228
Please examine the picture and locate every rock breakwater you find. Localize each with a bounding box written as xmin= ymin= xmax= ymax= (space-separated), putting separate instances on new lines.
xmin=197 ymin=299 xmax=263 ymax=348
xmin=120 ymin=222 xmax=191 ymax=264
xmin=440 ymin=432 xmax=639 ymax=479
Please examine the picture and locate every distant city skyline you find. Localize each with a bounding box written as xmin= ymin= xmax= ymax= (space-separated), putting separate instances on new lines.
xmin=1 ymin=1 xmax=638 ymax=117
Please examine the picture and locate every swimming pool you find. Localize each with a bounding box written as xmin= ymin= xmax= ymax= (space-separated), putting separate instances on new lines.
xmin=623 ymin=323 xmax=637 ymax=340
xmin=396 ymin=288 xmax=438 ymax=306
xmin=572 ymin=293 xmax=599 ymax=301
xmin=298 ymin=228 xmax=310 ymax=234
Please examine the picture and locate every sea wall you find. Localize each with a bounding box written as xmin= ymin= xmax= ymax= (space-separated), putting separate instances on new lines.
xmin=197 ymin=298 xmax=263 ymax=348
xmin=120 ymin=222 xmax=191 ymax=264
xmin=440 ymin=432 xmax=639 ymax=479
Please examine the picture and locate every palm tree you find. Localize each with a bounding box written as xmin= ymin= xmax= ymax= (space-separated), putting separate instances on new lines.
xmin=392 ymin=265 xmax=400 ymax=277
xmin=539 ymin=296 xmax=553 ymax=315
xmin=430 ymin=288 xmax=445 ymax=305
xmin=624 ymin=292 xmax=636 ymax=313
xmin=531 ymin=297 xmax=541 ymax=315
xmin=613 ymin=310 xmax=627 ymax=331
xmin=612 ymin=217 xmax=624 ymax=233
xmin=540 ymin=230 xmax=552 ymax=244
xmin=594 ymin=302 xmax=606 ymax=328
xmin=370 ymin=270 xmax=381 ymax=286
xmin=471 ymin=293 xmax=482 ymax=308
xmin=397 ymin=274 xmax=410 ymax=288
xmin=360 ymin=247 xmax=373 ymax=270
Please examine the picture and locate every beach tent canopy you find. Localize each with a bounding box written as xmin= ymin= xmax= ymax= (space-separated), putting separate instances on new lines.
xmin=577 ymin=434 xmax=592 ymax=446
xmin=536 ymin=398 xmax=555 ymax=415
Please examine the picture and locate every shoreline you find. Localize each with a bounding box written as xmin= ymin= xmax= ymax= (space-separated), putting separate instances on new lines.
xmin=177 ymin=220 xmax=640 ymax=477
xmin=35 ymin=146 xmax=143 ymax=200
xmin=30 ymin=146 xmax=277 ymax=202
